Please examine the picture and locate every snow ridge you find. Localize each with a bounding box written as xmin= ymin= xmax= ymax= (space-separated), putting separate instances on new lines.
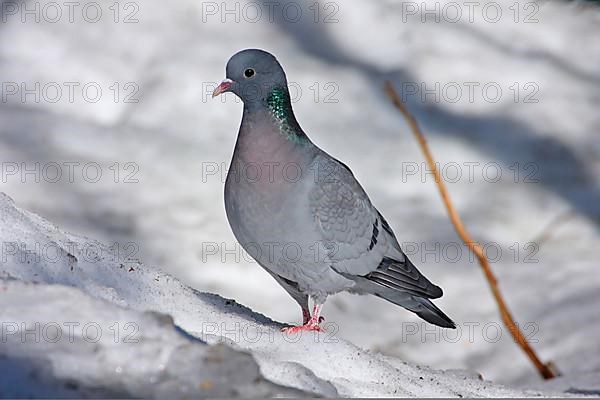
xmin=0 ymin=193 xmax=558 ymax=397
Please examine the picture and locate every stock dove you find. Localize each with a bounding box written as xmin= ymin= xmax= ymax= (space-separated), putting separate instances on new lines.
xmin=213 ymin=49 xmax=455 ymax=332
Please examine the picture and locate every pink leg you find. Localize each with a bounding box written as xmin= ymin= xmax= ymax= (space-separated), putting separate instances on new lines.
xmin=282 ymin=304 xmax=325 ymax=334
xmin=302 ymin=307 xmax=311 ymax=325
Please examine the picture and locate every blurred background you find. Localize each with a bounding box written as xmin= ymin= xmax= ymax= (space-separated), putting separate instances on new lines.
xmin=1 ymin=0 xmax=599 ymax=387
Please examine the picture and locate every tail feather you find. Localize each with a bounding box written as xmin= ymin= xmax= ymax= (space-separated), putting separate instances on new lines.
xmin=345 ymin=274 xmax=456 ymax=329
xmin=413 ymin=298 xmax=456 ymax=329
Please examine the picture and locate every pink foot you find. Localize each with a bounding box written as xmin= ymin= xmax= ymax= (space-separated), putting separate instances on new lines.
xmin=281 ymin=305 xmax=325 ymax=334
xmin=281 ymin=321 xmax=324 ymax=334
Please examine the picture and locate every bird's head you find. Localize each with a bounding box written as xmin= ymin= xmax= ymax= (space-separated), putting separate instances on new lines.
xmin=213 ymin=49 xmax=289 ymax=108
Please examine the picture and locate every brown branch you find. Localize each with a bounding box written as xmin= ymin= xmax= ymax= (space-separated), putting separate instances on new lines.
xmin=383 ymin=81 xmax=558 ymax=380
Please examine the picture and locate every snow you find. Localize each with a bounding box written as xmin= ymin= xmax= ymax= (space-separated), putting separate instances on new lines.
xmin=0 ymin=0 xmax=599 ymax=394
xmin=0 ymin=192 xmax=562 ymax=397
xmin=0 ymin=280 xmax=303 ymax=398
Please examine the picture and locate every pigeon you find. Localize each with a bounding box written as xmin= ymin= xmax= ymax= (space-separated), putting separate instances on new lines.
xmin=213 ymin=49 xmax=455 ymax=333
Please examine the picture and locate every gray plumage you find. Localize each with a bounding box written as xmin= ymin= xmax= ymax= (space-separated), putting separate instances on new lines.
xmin=216 ymin=49 xmax=455 ymax=329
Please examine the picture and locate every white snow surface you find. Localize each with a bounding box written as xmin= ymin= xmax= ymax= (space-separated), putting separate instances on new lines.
xmin=0 ymin=0 xmax=599 ymax=392
xmin=0 ymin=280 xmax=305 ymax=398
xmin=0 ymin=192 xmax=562 ymax=397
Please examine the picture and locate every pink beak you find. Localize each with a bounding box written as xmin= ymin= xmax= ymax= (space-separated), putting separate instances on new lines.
xmin=212 ymin=79 xmax=233 ymax=98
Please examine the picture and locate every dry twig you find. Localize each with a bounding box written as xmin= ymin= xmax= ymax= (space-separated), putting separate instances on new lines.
xmin=383 ymin=81 xmax=558 ymax=380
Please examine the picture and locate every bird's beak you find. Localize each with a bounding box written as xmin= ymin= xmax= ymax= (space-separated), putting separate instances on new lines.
xmin=212 ymin=79 xmax=233 ymax=98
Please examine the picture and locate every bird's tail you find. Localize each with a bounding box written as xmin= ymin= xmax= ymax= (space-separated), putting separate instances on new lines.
xmin=372 ymin=288 xmax=456 ymax=329
xmin=347 ymin=274 xmax=456 ymax=329
xmin=412 ymin=297 xmax=456 ymax=329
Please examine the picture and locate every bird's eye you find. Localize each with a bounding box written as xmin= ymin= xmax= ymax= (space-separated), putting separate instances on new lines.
xmin=244 ymin=68 xmax=255 ymax=78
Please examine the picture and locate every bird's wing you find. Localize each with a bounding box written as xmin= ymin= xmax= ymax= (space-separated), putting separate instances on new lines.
xmin=308 ymin=152 xmax=443 ymax=299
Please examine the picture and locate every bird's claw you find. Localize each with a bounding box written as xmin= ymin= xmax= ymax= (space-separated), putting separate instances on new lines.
xmin=282 ymin=305 xmax=325 ymax=334
xmin=281 ymin=323 xmax=325 ymax=334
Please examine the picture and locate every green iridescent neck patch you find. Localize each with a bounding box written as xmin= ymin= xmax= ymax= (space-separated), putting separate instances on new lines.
xmin=265 ymin=87 xmax=307 ymax=144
